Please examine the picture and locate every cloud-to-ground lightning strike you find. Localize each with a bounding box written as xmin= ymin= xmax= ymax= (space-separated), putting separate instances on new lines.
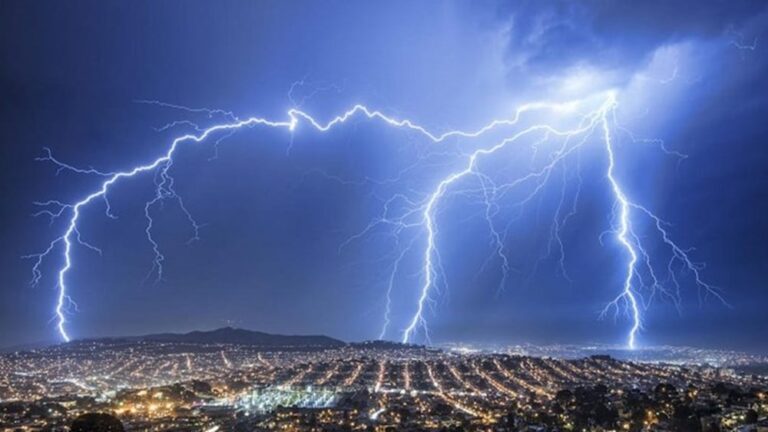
xmin=28 ymin=92 xmax=725 ymax=348
xmin=600 ymin=106 xmax=642 ymax=349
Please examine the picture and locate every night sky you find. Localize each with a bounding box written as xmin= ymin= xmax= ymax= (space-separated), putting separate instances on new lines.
xmin=1 ymin=1 xmax=767 ymax=351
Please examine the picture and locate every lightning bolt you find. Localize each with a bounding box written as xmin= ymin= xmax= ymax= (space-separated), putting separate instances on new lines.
xmin=727 ymin=26 xmax=759 ymax=56
xmin=400 ymin=96 xmax=611 ymax=343
xmin=29 ymin=92 xmax=724 ymax=349
xmin=600 ymin=108 xmax=642 ymax=349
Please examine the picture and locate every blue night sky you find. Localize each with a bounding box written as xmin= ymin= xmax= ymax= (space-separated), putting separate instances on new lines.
xmin=1 ymin=1 xmax=766 ymax=351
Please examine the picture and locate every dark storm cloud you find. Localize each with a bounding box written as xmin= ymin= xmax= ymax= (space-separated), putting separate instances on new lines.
xmin=496 ymin=1 xmax=766 ymax=76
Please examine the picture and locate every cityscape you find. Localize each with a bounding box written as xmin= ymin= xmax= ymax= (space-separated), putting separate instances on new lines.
xmin=1 ymin=328 xmax=767 ymax=431
xmin=2 ymin=1 xmax=768 ymax=431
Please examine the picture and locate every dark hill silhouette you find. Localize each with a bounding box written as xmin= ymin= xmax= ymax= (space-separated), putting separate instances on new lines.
xmin=70 ymin=413 xmax=124 ymax=432
xmin=140 ymin=327 xmax=345 ymax=347
xmin=49 ymin=328 xmax=423 ymax=354
xmin=73 ymin=327 xmax=346 ymax=349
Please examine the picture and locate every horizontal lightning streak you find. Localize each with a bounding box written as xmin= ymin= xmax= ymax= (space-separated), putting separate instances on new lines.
xmin=29 ymin=92 xmax=724 ymax=350
xmin=33 ymin=101 xmax=575 ymax=342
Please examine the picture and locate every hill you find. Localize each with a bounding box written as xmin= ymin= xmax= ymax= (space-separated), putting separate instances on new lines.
xmin=75 ymin=327 xmax=346 ymax=349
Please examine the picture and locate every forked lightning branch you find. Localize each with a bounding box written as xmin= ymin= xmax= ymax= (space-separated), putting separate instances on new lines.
xmin=27 ymin=92 xmax=724 ymax=349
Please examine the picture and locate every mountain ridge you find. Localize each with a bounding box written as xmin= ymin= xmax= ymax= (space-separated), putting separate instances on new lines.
xmin=73 ymin=326 xmax=346 ymax=348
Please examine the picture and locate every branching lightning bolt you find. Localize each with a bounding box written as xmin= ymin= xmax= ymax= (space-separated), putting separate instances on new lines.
xmin=29 ymin=92 xmax=725 ymax=349
xmin=597 ymin=96 xmax=728 ymax=349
